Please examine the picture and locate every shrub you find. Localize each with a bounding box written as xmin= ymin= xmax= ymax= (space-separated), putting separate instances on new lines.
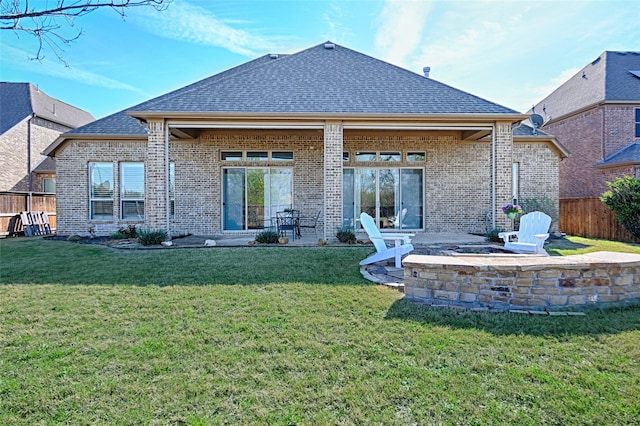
xmin=137 ymin=228 xmax=169 ymax=246
xmin=255 ymin=230 xmax=280 ymax=244
xmin=601 ymin=175 xmax=640 ymax=240
xmin=118 ymin=225 xmax=137 ymax=239
xmin=336 ymin=226 xmax=356 ymax=244
xmin=486 ymin=227 xmax=504 ymax=243
xmin=110 ymin=232 xmax=125 ymax=239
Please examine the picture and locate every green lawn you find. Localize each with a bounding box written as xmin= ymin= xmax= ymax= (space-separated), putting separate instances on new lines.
xmin=1 ymin=237 xmax=639 ymax=425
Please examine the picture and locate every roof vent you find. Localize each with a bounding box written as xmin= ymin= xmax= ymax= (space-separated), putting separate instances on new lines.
xmin=423 ymin=67 xmax=431 ymax=78
xmin=269 ymin=53 xmax=279 ymax=59
xmin=324 ymin=42 xmax=335 ymax=50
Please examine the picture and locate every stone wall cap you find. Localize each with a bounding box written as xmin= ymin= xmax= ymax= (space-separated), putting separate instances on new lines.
xmin=403 ymin=251 xmax=640 ymax=270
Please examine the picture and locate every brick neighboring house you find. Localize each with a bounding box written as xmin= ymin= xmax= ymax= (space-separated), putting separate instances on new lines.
xmin=530 ymin=51 xmax=640 ymax=199
xmin=0 ymin=82 xmax=95 ymax=193
xmin=45 ymin=42 xmax=567 ymax=240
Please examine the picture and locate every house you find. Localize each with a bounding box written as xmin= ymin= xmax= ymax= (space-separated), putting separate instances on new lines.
xmin=530 ymin=51 xmax=640 ymax=199
xmin=0 ymin=82 xmax=95 ymax=193
xmin=45 ymin=42 xmax=567 ymax=240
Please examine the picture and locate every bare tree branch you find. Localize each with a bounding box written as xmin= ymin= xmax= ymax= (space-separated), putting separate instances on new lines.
xmin=1 ymin=0 xmax=171 ymax=63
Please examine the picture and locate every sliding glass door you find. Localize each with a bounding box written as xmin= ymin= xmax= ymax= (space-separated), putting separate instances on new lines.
xmin=223 ymin=167 xmax=292 ymax=231
xmin=344 ymin=168 xmax=423 ymax=230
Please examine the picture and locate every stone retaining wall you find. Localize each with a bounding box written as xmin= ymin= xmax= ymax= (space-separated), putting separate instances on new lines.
xmin=403 ymin=251 xmax=640 ymax=311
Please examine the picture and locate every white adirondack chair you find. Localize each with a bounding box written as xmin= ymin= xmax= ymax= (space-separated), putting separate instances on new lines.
xmin=359 ymin=212 xmax=414 ymax=268
xmin=498 ymin=211 xmax=551 ymax=255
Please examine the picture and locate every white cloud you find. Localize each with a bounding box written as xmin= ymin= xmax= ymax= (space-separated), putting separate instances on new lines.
xmin=1 ymin=43 xmax=143 ymax=93
xmin=374 ymin=0 xmax=434 ymax=66
xmin=132 ymin=1 xmax=286 ymax=56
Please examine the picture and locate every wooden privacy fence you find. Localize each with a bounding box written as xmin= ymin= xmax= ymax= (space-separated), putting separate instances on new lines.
xmin=0 ymin=192 xmax=56 ymax=237
xmin=560 ymin=197 xmax=639 ymax=243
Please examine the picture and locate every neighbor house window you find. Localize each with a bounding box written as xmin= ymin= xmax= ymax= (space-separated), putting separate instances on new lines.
xmin=43 ymin=178 xmax=56 ymax=193
xmin=89 ymin=162 xmax=114 ymax=220
xmin=635 ymin=108 xmax=640 ymax=137
xmin=343 ymin=151 xmax=350 ymax=162
xmin=120 ymin=162 xmax=145 ymax=220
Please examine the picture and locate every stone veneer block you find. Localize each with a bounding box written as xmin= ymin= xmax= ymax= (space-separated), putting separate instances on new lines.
xmin=403 ymin=252 xmax=640 ymax=311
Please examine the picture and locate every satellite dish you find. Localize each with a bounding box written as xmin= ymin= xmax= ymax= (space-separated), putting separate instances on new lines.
xmin=530 ymin=114 xmax=544 ymax=128
xmin=530 ymin=113 xmax=544 ymax=135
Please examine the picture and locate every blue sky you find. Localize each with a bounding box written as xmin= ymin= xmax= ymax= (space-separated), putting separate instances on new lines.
xmin=1 ymin=0 xmax=638 ymax=119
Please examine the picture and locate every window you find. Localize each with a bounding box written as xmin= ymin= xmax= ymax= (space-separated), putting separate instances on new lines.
xmin=169 ymin=163 xmax=175 ymax=219
xmin=355 ymin=152 xmax=376 ymax=161
xmin=89 ymin=162 xmax=114 ymax=220
xmin=512 ymin=162 xmax=520 ymax=204
xmin=380 ymin=152 xmax=401 ymax=162
xmin=272 ymin=151 xmax=293 ymax=161
xmin=223 ymin=167 xmax=293 ymax=231
xmin=407 ymin=152 xmax=426 ymax=162
xmin=635 ymin=108 xmax=640 ymax=137
xmin=43 ymin=178 xmax=56 ymax=193
xmin=120 ymin=162 xmax=144 ymax=220
xmin=343 ymin=167 xmax=424 ymax=230
xmin=221 ymin=151 xmax=243 ymax=161
xmin=343 ymin=151 xmax=350 ymax=162
xmin=247 ymin=151 xmax=269 ymax=161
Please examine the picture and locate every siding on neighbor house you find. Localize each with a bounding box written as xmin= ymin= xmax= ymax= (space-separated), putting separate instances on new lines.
xmin=0 ymin=117 xmax=68 ymax=192
xmin=544 ymin=104 xmax=639 ymax=198
xmin=53 ymin=130 xmax=560 ymax=237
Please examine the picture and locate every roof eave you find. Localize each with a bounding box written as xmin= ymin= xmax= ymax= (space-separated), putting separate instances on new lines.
xmin=595 ymin=160 xmax=640 ymax=170
xmin=514 ymin=135 xmax=570 ymax=159
xmin=44 ymin=133 xmax=147 ymax=157
xmin=127 ymin=111 xmax=528 ymax=123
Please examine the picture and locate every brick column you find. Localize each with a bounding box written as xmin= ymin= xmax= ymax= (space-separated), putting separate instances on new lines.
xmin=494 ymin=121 xmax=514 ymax=230
xmin=323 ymin=121 xmax=343 ymax=241
xmin=145 ymin=119 xmax=168 ymax=231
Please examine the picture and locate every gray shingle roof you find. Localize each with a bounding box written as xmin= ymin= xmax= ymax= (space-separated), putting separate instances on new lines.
xmin=0 ymin=82 xmax=95 ymax=135
xmin=596 ymin=142 xmax=640 ymax=167
xmin=530 ymin=51 xmax=640 ymax=120
xmin=69 ymin=41 xmax=519 ymax=136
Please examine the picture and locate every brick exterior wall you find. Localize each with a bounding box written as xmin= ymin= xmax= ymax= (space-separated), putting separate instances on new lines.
xmin=544 ymin=105 xmax=640 ymax=198
xmin=0 ymin=117 xmax=69 ymax=191
xmin=324 ymin=122 xmax=343 ymax=239
xmin=54 ymin=126 xmax=561 ymax=238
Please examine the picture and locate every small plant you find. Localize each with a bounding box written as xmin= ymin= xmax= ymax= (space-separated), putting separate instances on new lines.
xmin=336 ymin=226 xmax=356 ymax=244
xmin=601 ymin=175 xmax=640 ymax=240
xmin=501 ymin=203 xmax=523 ymax=215
xmin=118 ymin=225 xmax=137 ymax=239
xmin=486 ymin=227 xmax=504 ymax=243
xmin=110 ymin=232 xmax=125 ymax=239
xmin=255 ymin=230 xmax=280 ymax=244
xmin=137 ymin=228 xmax=168 ymax=246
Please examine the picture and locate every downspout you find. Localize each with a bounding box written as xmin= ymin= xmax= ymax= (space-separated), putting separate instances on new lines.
xmin=165 ymin=121 xmax=171 ymax=238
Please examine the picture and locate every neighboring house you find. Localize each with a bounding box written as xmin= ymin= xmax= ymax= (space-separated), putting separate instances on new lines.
xmin=0 ymin=82 xmax=95 ymax=193
xmin=45 ymin=42 xmax=567 ymax=240
xmin=530 ymin=51 xmax=640 ymax=199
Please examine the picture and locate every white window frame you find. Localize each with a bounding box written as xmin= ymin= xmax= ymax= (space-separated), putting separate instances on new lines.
xmin=89 ymin=162 xmax=114 ymax=221
xmin=120 ymin=162 xmax=145 ymax=220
